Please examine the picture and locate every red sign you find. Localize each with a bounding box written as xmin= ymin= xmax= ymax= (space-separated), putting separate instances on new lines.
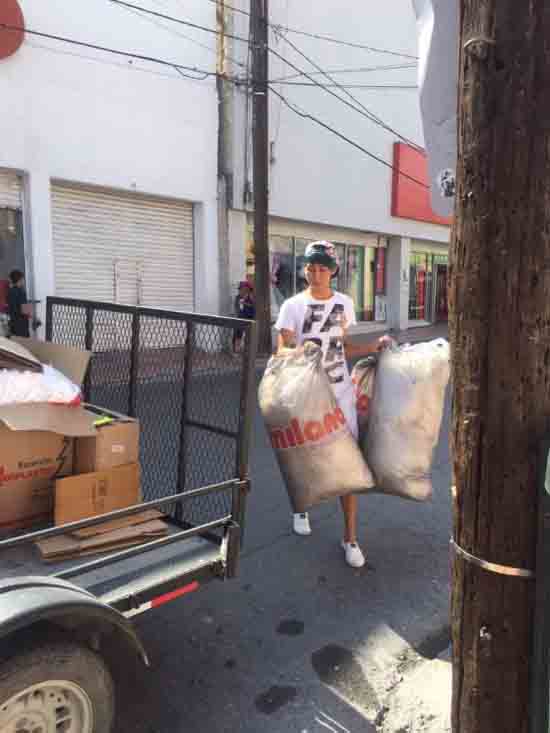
xmin=0 ymin=0 xmax=25 ymax=60
xmin=391 ymin=142 xmax=452 ymax=227
xmin=375 ymin=247 xmax=386 ymax=294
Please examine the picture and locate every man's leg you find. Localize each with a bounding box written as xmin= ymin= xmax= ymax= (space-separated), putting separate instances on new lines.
xmin=340 ymin=494 xmax=357 ymax=543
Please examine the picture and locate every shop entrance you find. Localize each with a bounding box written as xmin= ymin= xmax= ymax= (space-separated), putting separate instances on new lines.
xmin=433 ymin=263 xmax=448 ymax=322
xmin=0 ymin=207 xmax=25 ymax=328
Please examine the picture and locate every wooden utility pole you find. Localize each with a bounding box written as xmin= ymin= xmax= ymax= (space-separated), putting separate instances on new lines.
xmin=450 ymin=2 xmax=550 ymax=731
xmin=251 ymin=0 xmax=271 ymax=354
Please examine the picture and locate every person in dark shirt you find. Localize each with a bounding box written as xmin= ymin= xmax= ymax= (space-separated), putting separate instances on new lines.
xmin=7 ymin=269 xmax=31 ymax=338
xmin=233 ymin=281 xmax=255 ymax=353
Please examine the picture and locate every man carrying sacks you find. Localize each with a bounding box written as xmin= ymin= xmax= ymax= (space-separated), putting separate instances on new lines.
xmin=273 ymin=241 xmax=392 ymax=568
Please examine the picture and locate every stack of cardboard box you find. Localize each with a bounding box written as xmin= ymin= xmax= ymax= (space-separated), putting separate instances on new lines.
xmin=0 ymin=338 xmax=167 ymax=559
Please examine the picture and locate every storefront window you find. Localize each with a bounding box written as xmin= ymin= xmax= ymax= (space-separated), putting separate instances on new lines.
xmin=409 ymin=252 xmax=431 ymax=321
xmin=433 ymin=253 xmax=449 ymax=322
xmin=363 ymin=248 xmax=377 ymax=321
xmin=409 ymin=251 xmax=449 ymax=322
xmin=294 ymin=239 xmax=309 ymax=294
xmin=0 ymin=208 xmax=24 ymax=314
xmin=345 ymin=245 xmax=365 ymax=320
xmin=250 ymin=227 xmax=384 ymax=323
xmin=270 ymin=235 xmax=293 ymax=317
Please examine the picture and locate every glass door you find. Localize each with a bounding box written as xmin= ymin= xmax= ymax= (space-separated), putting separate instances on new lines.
xmin=269 ymin=235 xmax=293 ymax=319
xmin=346 ymin=245 xmax=365 ymax=319
xmin=409 ymin=252 xmax=433 ymax=321
xmin=294 ymin=239 xmax=309 ymax=294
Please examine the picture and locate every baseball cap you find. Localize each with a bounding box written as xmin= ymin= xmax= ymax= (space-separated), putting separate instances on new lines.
xmin=304 ymin=241 xmax=339 ymax=274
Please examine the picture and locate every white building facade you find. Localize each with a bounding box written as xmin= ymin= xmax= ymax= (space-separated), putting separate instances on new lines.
xmin=1 ymin=1 xmax=450 ymax=332
xmin=0 ymin=0 xmax=221 ymax=326
xmin=224 ymin=0 xmax=451 ymax=332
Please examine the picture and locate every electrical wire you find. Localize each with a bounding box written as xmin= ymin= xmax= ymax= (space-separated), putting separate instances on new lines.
xmin=277 ymin=32 xmax=422 ymax=149
xmin=106 ymin=3 xmax=423 ymax=154
xmin=270 ymin=81 xmax=418 ymax=90
xmin=202 ymin=0 xmax=418 ymax=59
xmin=110 ymin=0 xmax=253 ymax=47
xmin=268 ymin=84 xmax=429 ymax=189
xmin=25 ymin=39 xmax=196 ymax=81
xmin=6 ymin=12 xmax=424 ymax=184
xmin=268 ymin=42 xmax=423 ymax=150
xmin=0 ymin=21 xmax=236 ymax=81
xmin=271 ymin=62 xmax=418 ymax=83
xmin=116 ymin=0 xmax=249 ymax=70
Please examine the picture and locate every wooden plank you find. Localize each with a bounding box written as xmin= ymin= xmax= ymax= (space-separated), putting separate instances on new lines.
xmin=36 ymin=519 xmax=167 ymax=560
xmin=71 ymin=509 xmax=164 ymax=539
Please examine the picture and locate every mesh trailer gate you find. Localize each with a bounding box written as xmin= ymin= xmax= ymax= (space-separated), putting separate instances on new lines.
xmin=45 ymin=296 xmax=258 ymax=549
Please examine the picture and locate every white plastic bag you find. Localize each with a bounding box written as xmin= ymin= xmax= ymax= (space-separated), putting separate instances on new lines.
xmin=351 ymin=355 xmax=377 ymax=441
xmin=362 ymin=338 xmax=450 ymax=501
xmin=0 ymin=365 xmax=82 ymax=407
xmin=259 ymin=344 xmax=375 ymax=513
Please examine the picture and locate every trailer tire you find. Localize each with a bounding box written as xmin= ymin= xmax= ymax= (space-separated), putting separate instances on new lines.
xmin=0 ymin=639 xmax=115 ymax=732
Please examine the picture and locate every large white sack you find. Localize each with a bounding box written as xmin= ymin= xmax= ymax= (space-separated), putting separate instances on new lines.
xmin=363 ymin=338 xmax=450 ymax=501
xmin=259 ymin=344 xmax=375 ymax=513
xmin=0 ymin=365 xmax=82 ymax=407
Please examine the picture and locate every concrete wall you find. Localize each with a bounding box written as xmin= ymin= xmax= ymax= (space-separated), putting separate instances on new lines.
xmin=0 ymin=0 xmax=220 ymax=314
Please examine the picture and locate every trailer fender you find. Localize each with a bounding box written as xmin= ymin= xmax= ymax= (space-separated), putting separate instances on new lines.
xmin=0 ymin=576 xmax=149 ymax=665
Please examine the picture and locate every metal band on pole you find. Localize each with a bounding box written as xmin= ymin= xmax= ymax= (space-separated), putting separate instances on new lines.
xmin=450 ymin=539 xmax=535 ymax=579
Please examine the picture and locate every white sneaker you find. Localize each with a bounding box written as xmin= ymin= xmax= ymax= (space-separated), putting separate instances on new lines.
xmin=293 ymin=513 xmax=312 ymax=536
xmin=341 ymin=541 xmax=366 ymax=568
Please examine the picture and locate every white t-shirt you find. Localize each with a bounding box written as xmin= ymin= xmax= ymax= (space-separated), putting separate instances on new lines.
xmin=275 ymin=290 xmax=357 ymax=400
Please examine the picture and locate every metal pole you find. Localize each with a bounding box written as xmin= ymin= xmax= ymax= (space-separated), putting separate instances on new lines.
xmin=176 ymin=320 xmax=195 ymax=520
xmin=128 ymin=309 xmax=140 ymax=417
xmin=83 ymin=304 xmax=94 ymax=403
xmin=234 ymin=319 xmax=258 ymax=542
xmin=251 ymin=0 xmax=271 ymax=355
xmin=45 ymin=297 xmax=53 ymax=342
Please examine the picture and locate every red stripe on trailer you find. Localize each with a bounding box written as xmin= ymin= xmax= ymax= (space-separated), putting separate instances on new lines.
xmin=150 ymin=581 xmax=199 ymax=608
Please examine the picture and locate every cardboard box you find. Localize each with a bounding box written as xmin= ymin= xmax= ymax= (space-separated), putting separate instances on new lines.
xmin=0 ymin=338 xmax=97 ymax=531
xmin=75 ymin=413 xmax=139 ymax=474
xmin=0 ymin=424 xmax=73 ymax=531
xmin=55 ymin=463 xmax=141 ymax=525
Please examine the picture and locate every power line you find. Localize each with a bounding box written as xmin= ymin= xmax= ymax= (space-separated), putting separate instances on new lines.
xmin=271 ymin=62 xmax=418 ymax=83
xmin=109 ymin=2 xmax=420 ymax=109
xmin=268 ymin=43 xmax=423 ymax=150
xmin=277 ymin=32 xmax=422 ymax=149
xmin=108 ymin=3 xmax=422 ymax=150
xmin=203 ymin=0 xmax=418 ymax=59
xmin=110 ymin=0 xmax=253 ymax=47
xmin=117 ymin=0 xmax=249 ymax=70
xmin=25 ymin=39 xmax=205 ymax=81
xmin=0 ymin=22 xmax=231 ymax=80
xmin=268 ymin=84 xmax=429 ymax=189
xmin=269 ymin=81 xmax=418 ymax=90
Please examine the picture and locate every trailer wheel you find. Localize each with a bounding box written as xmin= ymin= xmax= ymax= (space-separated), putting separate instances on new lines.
xmin=0 ymin=640 xmax=114 ymax=733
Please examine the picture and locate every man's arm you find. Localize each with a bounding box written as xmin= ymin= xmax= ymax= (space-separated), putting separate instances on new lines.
xmin=277 ymin=328 xmax=297 ymax=354
xmin=344 ymin=334 xmax=394 ymax=361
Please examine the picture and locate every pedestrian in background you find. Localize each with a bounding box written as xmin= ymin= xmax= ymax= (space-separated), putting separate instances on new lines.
xmin=7 ymin=269 xmax=31 ymax=338
xmin=233 ymin=281 xmax=256 ymax=354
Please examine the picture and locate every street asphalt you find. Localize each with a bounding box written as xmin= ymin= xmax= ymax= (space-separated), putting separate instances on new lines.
xmin=113 ymin=370 xmax=452 ymax=732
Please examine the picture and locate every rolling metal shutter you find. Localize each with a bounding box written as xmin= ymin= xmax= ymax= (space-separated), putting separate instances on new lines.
xmin=51 ymin=183 xmax=194 ymax=311
xmin=0 ymin=169 xmax=22 ymax=209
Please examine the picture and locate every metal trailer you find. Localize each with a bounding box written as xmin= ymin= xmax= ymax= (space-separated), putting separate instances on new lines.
xmin=0 ymin=297 xmax=258 ymax=733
